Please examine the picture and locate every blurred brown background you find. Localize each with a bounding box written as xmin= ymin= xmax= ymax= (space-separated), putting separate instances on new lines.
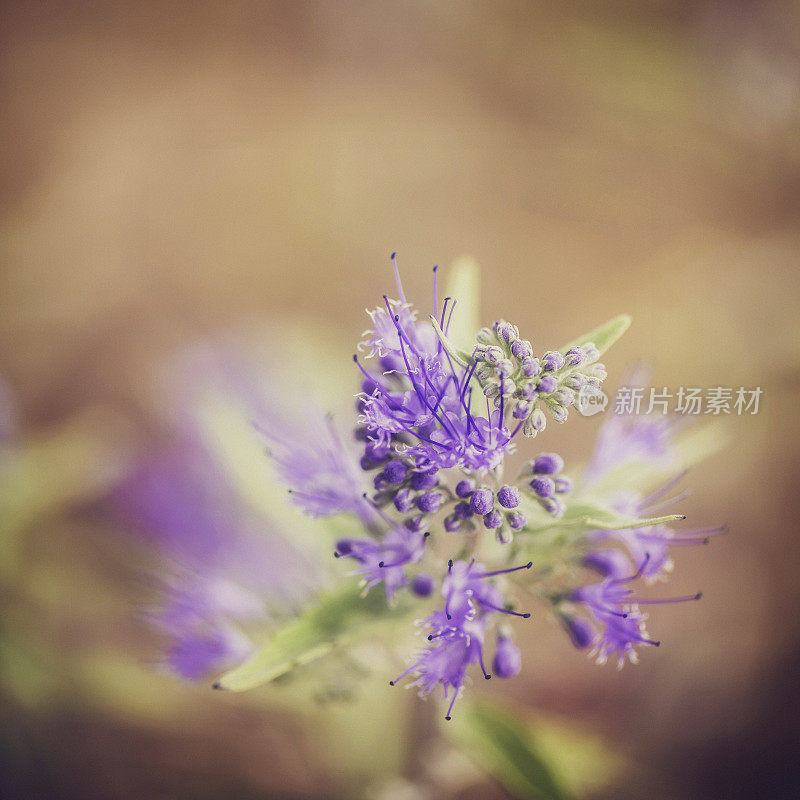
xmin=1 ymin=1 xmax=799 ymax=798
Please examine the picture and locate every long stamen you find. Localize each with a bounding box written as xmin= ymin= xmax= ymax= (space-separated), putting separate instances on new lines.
xmin=445 ymin=560 xmax=454 ymax=619
xmin=477 ymin=598 xmax=531 ymax=618
xmin=642 ymin=470 xmax=689 ymax=508
xmin=460 ymin=351 xmax=479 ymax=398
xmin=477 ymin=561 xmax=533 ymax=578
xmin=645 ymin=490 xmax=691 ymax=514
xmin=440 ymin=344 xmax=485 ymax=445
xmin=360 ymin=492 xmax=397 ymax=526
xmin=444 ymin=298 xmax=456 ymax=335
xmin=635 ymin=592 xmax=702 ymax=605
xmin=432 ymin=264 xmax=439 ymax=317
xmin=620 ymin=553 xmax=652 ymax=583
xmin=477 ymin=644 xmax=491 ymax=680
xmin=439 ymin=297 xmax=450 ymax=330
xmin=389 ymin=658 xmax=422 ymax=686
xmin=391 ymin=252 xmax=407 ymax=304
xmin=386 ymin=302 xmax=459 ymax=439
xmin=445 ymin=688 xmax=459 ymax=720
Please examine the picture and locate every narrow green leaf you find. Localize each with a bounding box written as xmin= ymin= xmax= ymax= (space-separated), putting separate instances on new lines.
xmin=560 ymin=500 xmax=684 ymax=531
xmin=442 ymin=255 xmax=481 ymax=352
xmin=560 ymin=313 xmax=631 ymax=357
xmin=444 ymin=700 xmax=573 ymax=800
xmin=522 ymin=498 xmax=684 ymax=534
xmin=430 ymin=316 xmax=472 ymax=367
xmin=216 ymin=584 xmax=408 ymax=691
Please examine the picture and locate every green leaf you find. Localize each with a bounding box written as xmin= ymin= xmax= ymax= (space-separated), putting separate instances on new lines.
xmin=562 ymin=500 xmax=684 ymax=530
xmin=560 ymin=313 xmax=631 ymax=358
xmin=522 ymin=497 xmax=684 ymax=534
xmin=430 ymin=315 xmax=472 ymax=367
xmin=442 ymin=255 xmax=481 ymax=353
xmin=215 ymin=583 xmax=409 ymax=691
xmin=444 ymin=700 xmax=573 ymax=800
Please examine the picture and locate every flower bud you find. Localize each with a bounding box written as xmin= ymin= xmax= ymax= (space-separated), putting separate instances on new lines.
xmin=484 ymin=346 xmax=504 ymax=365
xmin=476 ymin=327 xmax=495 ymax=345
xmin=494 ymin=320 xmax=518 ymax=344
xmin=404 ymin=515 xmax=427 ymax=532
xmin=511 ymin=339 xmax=532 ymax=360
xmin=554 ymin=388 xmax=575 ymax=406
xmin=483 ymin=509 xmax=503 ymax=529
xmin=520 ymin=357 xmax=540 ymax=377
xmin=492 ymin=635 xmax=522 ymax=678
xmin=521 ymin=382 xmax=537 ymax=401
xmin=410 ymin=470 xmax=438 ymax=491
xmin=540 ymin=497 xmax=565 ymax=517
xmin=454 ymin=501 xmax=472 ymax=519
xmin=563 ymin=347 xmax=585 ymax=367
xmin=532 ymin=453 xmax=564 ymax=474
xmin=469 ymin=487 xmax=494 ymax=516
xmin=410 ymin=574 xmax=435 ymax=597
xmin=563 ymin=374 xmax=585 ymax=391
xmin=393 ymin=488 xmax=414 ymax=514
xmin=541 ymin=351 xmax=565 ymax=372
xmin=496 ymin=485 xmax=521 ymax=509
xmin=530 ymin=476 xmax=555 ymax=498
xmin=537 ymin=375 xmax=558 ymax=395
xmin=506 ymin=511 xmax=527 ymax=530
xmin=455 ymin=479 xmax=475 ymax=498
xmin=496 ymin=526 xmax=513 ymax=545
xmin=416 ymin=491 xmax=443 ymax=514
xmin=496 ymin=359 xmax=514 ymax=378
xmin=562 ymin=615 xmax=595 ymax=649
xmin=581 ymin=343 xmax=600 ymax=362
xmin=554 ymin=476 xmax=573 ymax=494
xmin=513 ymin=400 xmax=531 ymax=420
xmin=444 ymin=514 xmax=462 ymax=532
xmin=383 ymin=458 xmax=408 ymax=485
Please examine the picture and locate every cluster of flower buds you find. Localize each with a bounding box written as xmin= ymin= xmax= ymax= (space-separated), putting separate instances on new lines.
xmin=471 ymin=319 xmax=607 ymax=436
xmin=442 ymin=480 xmax=527 ymax=544
xmin=523 ymin=452 xmax=572 ymax=517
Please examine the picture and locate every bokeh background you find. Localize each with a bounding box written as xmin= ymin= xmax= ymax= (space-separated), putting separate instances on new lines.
xmin=2 ymin=1 xmax=799 ymax=798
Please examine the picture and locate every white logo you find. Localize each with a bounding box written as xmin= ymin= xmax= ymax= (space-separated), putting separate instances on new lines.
xmin=576 ymin=384 xmax=608 ymax=416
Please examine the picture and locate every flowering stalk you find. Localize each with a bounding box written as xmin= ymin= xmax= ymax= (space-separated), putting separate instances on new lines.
xmin=225 ymin=254 xmax=713 ymax=720
xmin=142 ymin=255 xmax=720 ymax=722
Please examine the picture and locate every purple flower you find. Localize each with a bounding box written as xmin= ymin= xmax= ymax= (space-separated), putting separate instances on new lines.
xmin=568 ymin=563 xmax=701 ymax=666
xmin=591 ymin=611 xmax=659 ymax=667
xmin=265 ymin=413 xmax=374 ymax=523
xmin=588 ymin=482 xmax=724 ymax=582
xmin=391 ymin=617 xmax=489 ymax=720
xmin=583 ymin=367 xmax=685 ymax=485
xmin=166 ymin=627 xmax=251 ymax=682
xmin=335 ymin=526 xmax=429 ymax=601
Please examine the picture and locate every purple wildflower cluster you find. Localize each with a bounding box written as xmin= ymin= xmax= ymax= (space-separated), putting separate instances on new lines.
xmin=307 ymin=256 xmax=716 ymax=717
xmin=119 ymin=255 xmax=720 ymax=718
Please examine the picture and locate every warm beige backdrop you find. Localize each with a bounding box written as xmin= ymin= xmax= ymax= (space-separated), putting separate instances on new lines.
xmin=1 ymin=2 xmax=799 ymax=799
